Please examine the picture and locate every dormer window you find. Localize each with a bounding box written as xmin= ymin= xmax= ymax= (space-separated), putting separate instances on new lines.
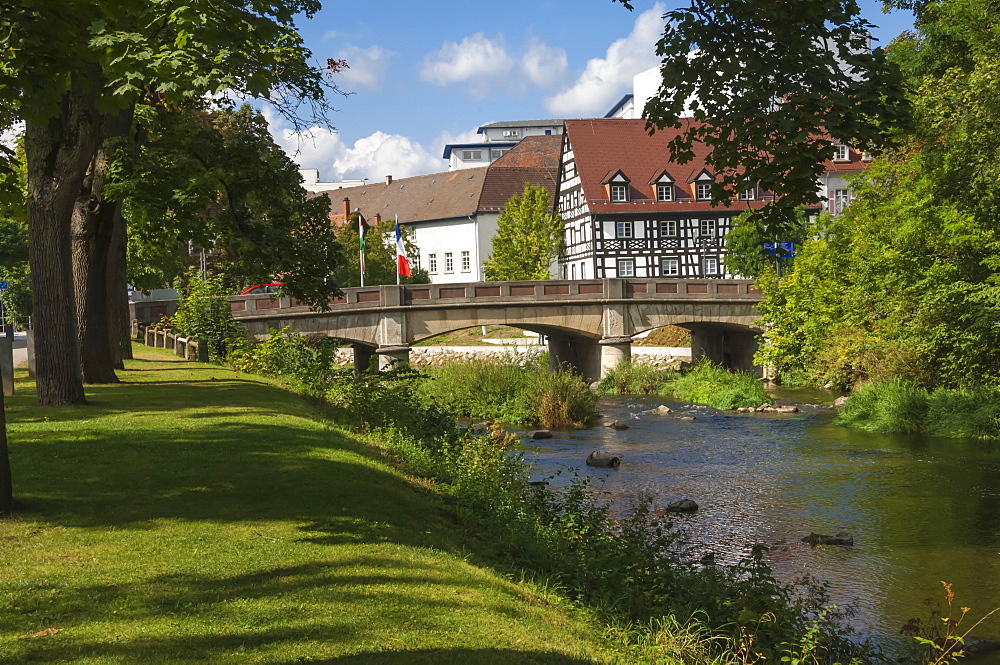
xmin=696 ymin=183 xmax=712 ymax=200
xmin=650 ymin=171 xmax=675 ymax=202
xmin=738 ymin=181 xmax=756 ymax=201
xmin=832 ymin=143 xmax=850 ymax=161
xmin=602 ymin=169 xmax=631 ymax=203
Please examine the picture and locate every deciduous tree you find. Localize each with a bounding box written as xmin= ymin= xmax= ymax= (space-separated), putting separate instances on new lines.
xmin=1 ymin=0 xmax=335 ymax=404
xmin=483 ymin=185 xmax=562 ymax=281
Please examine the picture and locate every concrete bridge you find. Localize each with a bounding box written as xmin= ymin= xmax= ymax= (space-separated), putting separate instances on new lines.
xmin=210 ymin=278 xmax=763 ymax=380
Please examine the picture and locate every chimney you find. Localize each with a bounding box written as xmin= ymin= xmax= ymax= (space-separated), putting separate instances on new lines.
xmin=343 ymin=197 xmax=350 ymax=220
xmin=373 ymin=213 xmax=382 ymax=224
xmin=385 ymin=175 xmax=393 ymax=185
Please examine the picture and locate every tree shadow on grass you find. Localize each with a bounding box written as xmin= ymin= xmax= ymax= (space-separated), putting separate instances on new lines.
xmin=309 ymin=649 xmax=602 ymax=664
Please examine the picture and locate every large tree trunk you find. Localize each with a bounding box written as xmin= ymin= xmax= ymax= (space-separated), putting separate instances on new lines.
xmin=72 ymin=106 xmax=133 ymax=383
xmin=107 ymin=204 xmax=132 ymax=366
xmin=25 ymin=78 xmax=99 ymax=405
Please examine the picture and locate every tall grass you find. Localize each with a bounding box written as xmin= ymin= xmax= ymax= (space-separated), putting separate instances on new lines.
xmin=660 ymin=362 xmax=770 ymax=410
xmin=838 ymin=379 xmax=1000 ymax=439
xmin=597 ymin=361 xmax=675 ymax=395
xmin=418 ymin=355 xmax=596 ymax=428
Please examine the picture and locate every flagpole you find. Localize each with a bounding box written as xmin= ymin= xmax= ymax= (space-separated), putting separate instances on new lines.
xmin=396 ymin=214 xmax=400 ymax=286
xmin=358 ymin=211 xmax=365 ymax=287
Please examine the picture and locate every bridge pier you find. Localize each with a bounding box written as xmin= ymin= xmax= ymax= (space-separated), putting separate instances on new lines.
xmin=547 ymin=333 xmax=600 ymax=381
xmin=599 ymin=336 xmax=632 ymax=378
xmin=352 ymin=343 xmax=375 ymax=373
xmin=688 ymin=325 xmax=759 ymax=376
xmin=376 ymin=345 xmax=410 ymax=372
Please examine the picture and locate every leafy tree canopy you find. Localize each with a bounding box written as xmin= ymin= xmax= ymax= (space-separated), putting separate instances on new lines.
xmin=112 ymin=103 xmax=344 ymax=309
xmin=613 ymin=0 xmax=910 ymax=233
xmin=752 ymin=0 xmax=1000 ymax=390
xmin=483 ymin=184 xmax=563 ymax=281
xmin=331 ymin=216 xmax=429 ymax=288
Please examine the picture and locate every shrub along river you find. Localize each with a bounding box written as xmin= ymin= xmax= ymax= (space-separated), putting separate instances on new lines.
xmin=516 ymin=391 xmax=1000 ymax=660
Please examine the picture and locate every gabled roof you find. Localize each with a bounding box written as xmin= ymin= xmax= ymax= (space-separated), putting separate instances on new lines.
xmin=563 ymin=118 xmax=855 ymax=214
xmin=317 ymin=168 xmax=489 ymax=226
xmin=314 ymin=134 xmax=564 ymax=225
xmin=478 ymin=135 xmax=562 ymax=212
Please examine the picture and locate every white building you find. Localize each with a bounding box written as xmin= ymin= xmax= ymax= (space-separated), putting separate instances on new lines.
xmin=443 ymin=119 xmax=566 ymax=171
xmin=318 ymin=135 xmax=562 ymax=284
xmin=298 ymin=169 xmax=367 ymax=194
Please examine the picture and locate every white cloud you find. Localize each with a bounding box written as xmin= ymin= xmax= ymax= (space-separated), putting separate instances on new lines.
xmin=333 ymin=45 xmax=395 ymax=92
xmin=266 ymin=108 xmax=444 ymax=182
xmin=522 ymin=39 xmax=570 ymax=90
xmin=544 ymin=3 xmax=664 ymax=116
xmin=420 ymin=33 xmax=514 ymax=99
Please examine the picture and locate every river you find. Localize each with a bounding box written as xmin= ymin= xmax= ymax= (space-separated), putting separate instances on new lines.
xmin=516 ymin=392 xmax=1000 ymax=661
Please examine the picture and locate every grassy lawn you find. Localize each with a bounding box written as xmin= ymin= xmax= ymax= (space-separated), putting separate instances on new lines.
xmin=0 ymin=346 xmax=614 ymax=664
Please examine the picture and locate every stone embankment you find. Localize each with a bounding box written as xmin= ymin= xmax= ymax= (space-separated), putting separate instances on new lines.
xmin=328 ymin=344 xmax=691 ymax=369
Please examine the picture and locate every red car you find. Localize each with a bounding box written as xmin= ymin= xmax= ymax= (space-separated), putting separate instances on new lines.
xmin=240 ymin=282 xmax=285 ymax=295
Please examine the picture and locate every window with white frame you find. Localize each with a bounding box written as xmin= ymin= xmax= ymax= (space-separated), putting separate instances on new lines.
xmin=461 ymin=250 xmax=470 ymax=271
xmin=699 ymin=219 xmax=717 ymax=237
xmin=739 ymin=183 xmax=755 ymax=201
xmin=833 ymin=189 xmax=851 ymax=214
xmin=832 ymin=144 xmax=849 ymax=161
xmin=610 ymin=184 xmax=628 ymax=202
xmin=696 ymin=182 xmax=712 ymax=200
xmin=563 ymin=162 xmax=576 ymax=179
xmin=571 ymin=263 xmax=577 ymax=279
xmin=428 ymin=254 xmax=437 ymax=273
xmin=661 ymin=258 xmax=679 ymax=276
xmin=617 ymin=259 xmax=635 ymax=277
xmin=616 ymin=221 xmax=633 ymax=238
xmin=462 ymin=150 xmax=482 ymax=161
xmin=659 ymin=219 xmax=677 ymax=237
xmin=412 ymin=254 xmax=421 ymax=271
xmin=656 ymin=183 xmax=673 ymax=202
xmin=445 ymin=252 xmax=453 ymax=272
xmin=703 ymin=257 xmax=719 ymax=275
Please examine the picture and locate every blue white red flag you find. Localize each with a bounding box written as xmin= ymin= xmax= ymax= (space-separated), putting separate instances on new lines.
xmin=395 ymin=218 xmax=411 ymax=278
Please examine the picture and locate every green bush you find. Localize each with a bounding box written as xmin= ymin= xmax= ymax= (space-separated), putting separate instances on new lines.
xmin=925 ymin=386 xmax=1000 ymax=439
xmin=660 ymin=362 xmax=770 ymax=410
xmin=227 ymin=326 xmax=341 ymax=396
xmin=170 ymin=269 xmax=243 ymax=359
xmin=839 ymin=381 xmax=1000 ymax=439
xmin=836 ymin=378 xmax=929 ymax=434
xmin=597 ymin=361 xmax=675 ymax=395
xmin=418 ymin=355 xmax=596 ymax=428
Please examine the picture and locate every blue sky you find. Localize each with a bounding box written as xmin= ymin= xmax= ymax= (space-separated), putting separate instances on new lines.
xmin=268 ymin=0 xmax=916 ymax=183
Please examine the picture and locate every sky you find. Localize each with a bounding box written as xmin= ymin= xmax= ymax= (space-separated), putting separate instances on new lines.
xmin=266 ymin=0 xmax=917 ymax=184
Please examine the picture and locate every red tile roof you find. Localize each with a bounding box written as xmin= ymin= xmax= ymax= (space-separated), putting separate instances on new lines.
xmin=478 ymin=135 xmax=561 ymax=211
xmin=563 ymin=118 xmax=863 ymax=214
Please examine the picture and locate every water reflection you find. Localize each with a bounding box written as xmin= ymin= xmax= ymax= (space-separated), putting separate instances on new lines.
xmin=516 ymin=395 xmax=1000 ymax=661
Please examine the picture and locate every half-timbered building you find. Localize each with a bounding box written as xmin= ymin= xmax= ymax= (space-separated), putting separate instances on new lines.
xmin=558 ymin=119 xmax=839 ymax=279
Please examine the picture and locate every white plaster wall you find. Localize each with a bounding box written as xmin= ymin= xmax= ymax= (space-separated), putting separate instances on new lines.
xmin=409 ymin=214 xmax=499 ymax=283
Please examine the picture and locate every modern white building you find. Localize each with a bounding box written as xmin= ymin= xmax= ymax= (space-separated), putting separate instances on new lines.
xmin=443 ymin=119 xmax=566 ymax=171
xmin=298 ymin=169 xmax=367 ymax=194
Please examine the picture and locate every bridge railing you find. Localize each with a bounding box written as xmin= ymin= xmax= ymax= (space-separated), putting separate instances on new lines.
xmin=129 ymin=279 xmax=762 ymax=325
xmin=227 ymin=278 xmax=761 ymax=318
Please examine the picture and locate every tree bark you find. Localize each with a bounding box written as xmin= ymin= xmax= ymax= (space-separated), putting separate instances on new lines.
xmin=72 ymin=106 xmax=133 ymax=383
xmin=25 ymin=77 xmax=99 ymax=405
xmin=107 ymin=203 xmax=132 ymax=366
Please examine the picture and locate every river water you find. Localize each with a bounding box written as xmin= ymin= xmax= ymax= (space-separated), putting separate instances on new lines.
xmin=515 ymin=393 xmax=1000 ymax=661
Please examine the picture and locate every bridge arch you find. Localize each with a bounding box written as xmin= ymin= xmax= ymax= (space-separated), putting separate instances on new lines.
xmin=132 ymin=278 xmax=763 ymax=379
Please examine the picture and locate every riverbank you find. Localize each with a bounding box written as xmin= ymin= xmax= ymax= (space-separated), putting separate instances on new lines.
xmin=0 ymin=348 xmax=619 ymax=663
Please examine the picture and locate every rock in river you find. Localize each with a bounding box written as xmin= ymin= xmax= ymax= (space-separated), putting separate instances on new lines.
xmin=802 ymin=531 xmax=854 ymax=546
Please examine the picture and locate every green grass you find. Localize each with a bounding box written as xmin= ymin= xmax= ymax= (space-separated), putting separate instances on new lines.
xmin=0 ymin=346 xmax=617 ymax=664
xmin=596 ymin=362 xmax=676 ymax=395
xmin=659 ymin=362 xmax=770 ymax=410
